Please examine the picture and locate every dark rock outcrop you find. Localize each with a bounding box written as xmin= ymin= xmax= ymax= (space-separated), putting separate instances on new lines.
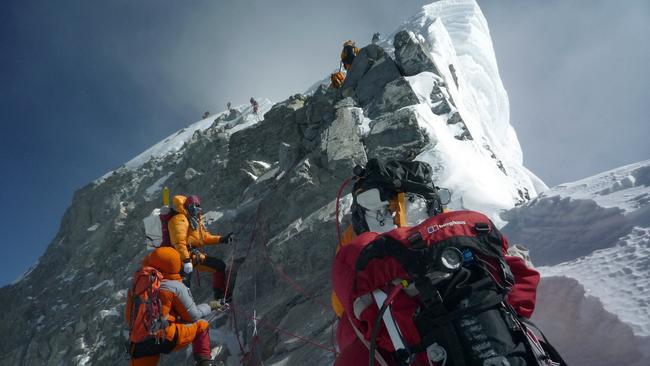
xmin=393 ymin=30 xmax=440 ymax=77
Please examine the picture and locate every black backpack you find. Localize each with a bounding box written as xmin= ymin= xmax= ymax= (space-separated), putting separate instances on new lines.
xmin=343 ymin=44 xmax=357 ymax=65
xmin=351 ymin=159 xmax=444 ymax=234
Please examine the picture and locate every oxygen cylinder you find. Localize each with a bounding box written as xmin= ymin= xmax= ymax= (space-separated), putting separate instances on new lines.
xmin=162 ymin=187 xmax=170 ymax=206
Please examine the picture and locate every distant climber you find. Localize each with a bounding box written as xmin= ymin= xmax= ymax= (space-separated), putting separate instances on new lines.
xmin=125 ymin=247 xmax=225 ymax=366
xmin=226 ymin=102 xmax=232 ymax=111
xmin=330 ymin=71 xmax=345 ymax=89
xmin=202 ymin=111 xmax=210 ymax=119
xmin=331 ymin=159 xmax=565 ymax=365
xmin=250 ymin=97 xmax=259 ymax=114
xmin=168 ymin=195 xmax=236 ymax=303
xmin=340 ymin=40 xmax=360 ymax=71
xmin=371 ymin=32 xmax=380 ymax=45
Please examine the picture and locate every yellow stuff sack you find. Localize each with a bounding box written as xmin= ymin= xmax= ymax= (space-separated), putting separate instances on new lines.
xmin=330 ymin=71 xmax=345 ymax=89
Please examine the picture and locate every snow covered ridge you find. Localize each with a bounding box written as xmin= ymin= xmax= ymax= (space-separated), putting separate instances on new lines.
xmin=372 ymin=0 xmax=546 ymax=223
xmin=502 ymin=160 xmax=650 ymax=339
xmin=394 ymin=0 xmax=519 ymax=164
xmin=94 ymin=98 xmax=272 ymax=183
xmin=540 ymin=159 xmax=650 ymax=213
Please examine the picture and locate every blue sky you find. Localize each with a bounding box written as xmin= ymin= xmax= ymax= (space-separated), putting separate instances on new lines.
xmin=1 ymin=0 xmax=648 ymax=286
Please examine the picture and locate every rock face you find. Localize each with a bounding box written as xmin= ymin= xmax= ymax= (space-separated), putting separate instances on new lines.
xmin=0 ymin=1 xmax=543 ymax=365
xmin=342 ymin=44 xmax=402 ymax=110
xmin=365 ymin=108 xmax=430 ymax=161
xmin=393 ymin=30 xmax=440 ymax=77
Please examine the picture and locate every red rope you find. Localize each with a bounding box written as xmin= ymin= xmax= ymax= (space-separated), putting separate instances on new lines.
xmin=224 ymin=213 xmax=260 ymax=355
xmin=253 ymin=314 xmax=338 ymax=354
xmin=242 ymin=335 xmax=261 ymax=366
xmin=230 ymin=305 xmax=338 ymax=356
xmin=230 ymin=305 xmax=247 ymax=355
xmin=222 ymin=175 xmax=350 ymax=360
xmin=224 ymin=209 xmax=260 ymax=302
xmin=259 ymin=221 xmax=331 ymax=311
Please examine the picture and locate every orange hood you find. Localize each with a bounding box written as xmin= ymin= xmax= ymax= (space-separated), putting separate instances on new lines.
xmin=172 ymin=195 xmax=188 ymax=216
xmin=142 ymin=247 xmax=182 ymax=280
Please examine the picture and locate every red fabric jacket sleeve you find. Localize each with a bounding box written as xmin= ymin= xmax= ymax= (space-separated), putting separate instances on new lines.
xmin=505 ymin=255 xmax=540 ymax=318
xmin=500 ymin=231 xmax=540 ymax=318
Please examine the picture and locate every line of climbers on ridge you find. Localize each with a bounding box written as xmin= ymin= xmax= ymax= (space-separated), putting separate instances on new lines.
xmin=203 ymin=34 xmax=373 ymax=121
xmin=126 ymin=191 xmax=239 ymax=366
xmin=201 ymin=97 xmax=260 ymax=121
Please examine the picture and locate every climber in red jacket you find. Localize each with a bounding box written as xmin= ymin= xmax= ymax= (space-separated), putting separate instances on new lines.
xmin=331 ymin=159 xmax=561 ymax=366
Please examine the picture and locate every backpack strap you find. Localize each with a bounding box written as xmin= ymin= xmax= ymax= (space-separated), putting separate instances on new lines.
xmin=519 ymin=318 xmax=567 ymax=366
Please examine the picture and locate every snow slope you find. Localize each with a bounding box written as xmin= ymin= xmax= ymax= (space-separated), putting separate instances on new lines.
xmin=502 ymin=160 xmax=650 ymax=355
xmin=95 ymin=99 xmax=272 ymax=183
xmin=542 ymin=226 xmax=650 ymax=336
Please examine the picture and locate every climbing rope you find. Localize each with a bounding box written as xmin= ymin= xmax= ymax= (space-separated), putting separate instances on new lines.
xmin=218 ymin=170 xmax=348 ymax=361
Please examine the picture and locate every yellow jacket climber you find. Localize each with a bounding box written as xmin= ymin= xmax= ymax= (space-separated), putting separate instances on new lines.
xmin=340 ymin=40 xmax=360 ymax=71
xmin=169 ymin=195 xmax=223 ymax=262
xmin=168 ymin=194 xmax=236 ymax=301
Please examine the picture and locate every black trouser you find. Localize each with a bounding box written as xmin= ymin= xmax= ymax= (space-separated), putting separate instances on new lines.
xmin=182 ymin=255 xmax=236 ymax=300
xmin=128 ymin=330 xmax=178 ymax=358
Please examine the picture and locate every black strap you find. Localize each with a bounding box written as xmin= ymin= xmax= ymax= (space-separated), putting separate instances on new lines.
xmin=520 ymin=318 xmax=568 ymax=366
xmin=128 ymin=328 xmax=178 ymax=358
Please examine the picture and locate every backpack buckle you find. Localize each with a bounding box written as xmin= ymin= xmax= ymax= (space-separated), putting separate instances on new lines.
xmin=474 ymin=222 xmax=491 ymax=234
xmin=408 ymin=232 xmax=425 ymax=249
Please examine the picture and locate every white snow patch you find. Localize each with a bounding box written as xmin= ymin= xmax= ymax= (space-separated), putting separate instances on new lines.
xmin=406 ymin=72 xmax=444 ymax=105
xmin=243 ymin=171 xmax=258 ymax=181
xmin=226 ymin=99 xmax=274 ymax=135
xmin=86 ymin=223 xmax=100 ymax=232
xmin=53 ymin=303 xmax=69 ymax=311
xmin=99 ymin=308 xmax=119 ymax=319
xmin=62 ymin=273 xmax=76 ymax=282
xmin=81 ymin=279 xmax=114 ymax=294
xmin=251 ymin=160 xmax=271 ymax=169
xmin=113 ymin=289 xmax=127 ymax=301
xmin=540 ymin=226 xmax=650 ymax=336
xmin=358 ymin=116 xmax=372 ymax=137
xmin=203 ymin=211 xmax=224 ymax=226
xmin=72 ymin=338 xmax=91 ymax=365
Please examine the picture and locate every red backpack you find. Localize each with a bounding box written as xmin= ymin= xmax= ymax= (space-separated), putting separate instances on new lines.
xmin=333 ymin=210 xmax=565 ymax=366
xmin=125 ymin=267 xmax=168 ymax=343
